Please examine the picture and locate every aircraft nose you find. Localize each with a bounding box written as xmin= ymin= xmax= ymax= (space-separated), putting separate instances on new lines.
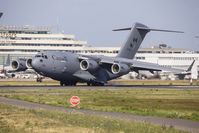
xmin=31 ymin=59 xmax=39 ymax=70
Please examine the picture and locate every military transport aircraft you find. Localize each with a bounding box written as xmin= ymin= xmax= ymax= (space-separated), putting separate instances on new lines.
xmin=13 ymin=22 xmax=186 ymax=86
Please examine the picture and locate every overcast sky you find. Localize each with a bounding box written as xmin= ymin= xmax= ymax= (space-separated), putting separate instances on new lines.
xmin=1 ymin=0 xmax=199 ymax=50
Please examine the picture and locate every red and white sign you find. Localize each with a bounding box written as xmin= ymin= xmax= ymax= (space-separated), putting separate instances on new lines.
xmin=70 ymin=96 xmax=80 ymax=107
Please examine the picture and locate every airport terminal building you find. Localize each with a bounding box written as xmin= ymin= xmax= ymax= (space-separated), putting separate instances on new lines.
xmin=0 ymin=25 xmax=199 ymax=78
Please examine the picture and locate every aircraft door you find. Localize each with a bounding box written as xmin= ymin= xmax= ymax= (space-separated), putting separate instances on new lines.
xmin=51 ymin=55 xmax=68 ymax=74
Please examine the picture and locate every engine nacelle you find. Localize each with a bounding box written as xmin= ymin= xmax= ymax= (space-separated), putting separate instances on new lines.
xmin=80 ymin=59 xmax=99 ymax=72
xmin=26 ymin=58 xmax=33 ymax=69
xmin=11 ymin=58 xmax=27 ymax=72
xmin=111 ymin=63 xmax=130 ymax=75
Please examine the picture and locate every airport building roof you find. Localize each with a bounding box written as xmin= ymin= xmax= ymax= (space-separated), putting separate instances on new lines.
xmin=0 ymin=25 xmax=51 ymax=34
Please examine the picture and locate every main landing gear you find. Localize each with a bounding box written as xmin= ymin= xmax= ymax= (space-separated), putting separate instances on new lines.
xmin=60 ymin=81 xmax=104 ymax=86
xmin=87 ymin=82 xmax=104 ymax=86
xmin=36 ymin=77 xmax=43 ymax=82
xmin=60 ymin=81 xmax=77 ymax=86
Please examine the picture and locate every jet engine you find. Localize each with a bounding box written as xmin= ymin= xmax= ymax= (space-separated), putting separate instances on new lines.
xmin=111 ymin=63 xmax=130 ymax=75
xmin=26 ymin=58 xmax=33 ymax=69
xmin=80 ymin=59 xmax=99 ymax=72
xmin=11 ymin=58 xmax=27 ymax=72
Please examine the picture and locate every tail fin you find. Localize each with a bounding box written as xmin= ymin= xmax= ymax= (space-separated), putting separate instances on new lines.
xmin=4 ymin=54 xmax=10 ymax=67
xmin=175 ymin=60 xmax=195 ymax=79
xmin=115 ymin=22 xmax=183 ymax=59
xmin=115 ymin=23 xmax=149 ymax=59
xmin=0 ymin=12 xmax=3 ymax=18
xmin=186 ymin=60 xmax=195 ymax=72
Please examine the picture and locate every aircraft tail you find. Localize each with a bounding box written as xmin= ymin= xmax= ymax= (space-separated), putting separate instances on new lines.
xmin=175 ymin=60 xmax=196 ymax=79
xmin=3 ymin=54 xmax=10 ymax=67
xmin=0 ymin=12 xmax=3 ymax=18
xmin=115 ymin=22 xmax=183 ymax=59
xmin=186 ymin=60 xmax=195 ymax=72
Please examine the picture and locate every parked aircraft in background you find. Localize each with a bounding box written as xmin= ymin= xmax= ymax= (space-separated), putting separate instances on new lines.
xmin=9 ymin=57 xmax=43 ymax=81
xmin=0 ymin=55 xmax=41 ymax=80
xmin=137 ymin=60 xmax=196 ymax=80
xmin=0 ymin=12 xmax=3 ymax=18
xmin=136 ymin=71 xmax=160 ymax=79
xmin=174 ymin=60 xmax=196 ymax=79
xmin=0 ymin=55 xmax=15 ymax=78
xmin=16 ymin=22 xmax=188 ymax=86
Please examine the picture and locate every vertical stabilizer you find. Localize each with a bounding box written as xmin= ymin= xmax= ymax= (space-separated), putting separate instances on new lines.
xmin=0 ymin=12 xmax=3 ymax=18
xmin=114 ymin=22 xmax=183 ymax=59
xmin=186 ymin=60 xmax=195 ymax=72
xmin=116 ymin=23 xmax=150 ymax=59
xmin=4 ymin=54 xmax=10 ymax=67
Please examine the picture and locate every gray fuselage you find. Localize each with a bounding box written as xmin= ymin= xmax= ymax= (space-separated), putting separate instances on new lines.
xmin=32 ymin=51 xmax=80 ymax=82
xmin=31 ymin=51 xmax=123 ymax=85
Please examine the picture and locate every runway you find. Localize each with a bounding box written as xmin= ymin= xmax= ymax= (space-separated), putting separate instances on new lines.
xmin=0 ymin=85 xmax=199 ymax=90
xmin=0 ymin=96 xmax=199 ymax=133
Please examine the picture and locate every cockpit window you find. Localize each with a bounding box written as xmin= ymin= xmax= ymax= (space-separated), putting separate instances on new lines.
xmin=35 ymin=54 xmax=48 ymax=59
xmin=35 ymin=55 xmax=41 ymax=58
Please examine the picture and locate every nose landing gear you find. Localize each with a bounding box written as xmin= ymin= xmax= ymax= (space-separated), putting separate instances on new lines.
xmin=36 ymin=77 xmax=43 ymax=82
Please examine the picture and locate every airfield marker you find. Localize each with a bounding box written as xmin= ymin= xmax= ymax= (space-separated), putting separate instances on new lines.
xmin=70 ymin=96 xmax=80 ymax=108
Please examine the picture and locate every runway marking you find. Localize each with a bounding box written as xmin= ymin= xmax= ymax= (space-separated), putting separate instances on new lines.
xmin=0 ymin=96 xmax=199 ymax=133
xmin=0 ymin=85 xmax=199 ymax=90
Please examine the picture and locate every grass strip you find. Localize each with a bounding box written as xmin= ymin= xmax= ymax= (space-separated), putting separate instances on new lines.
xmin=0 ymin=88 xmax=199 ymax=121
xmin=0 ymin=103 xmax=185 ymax=133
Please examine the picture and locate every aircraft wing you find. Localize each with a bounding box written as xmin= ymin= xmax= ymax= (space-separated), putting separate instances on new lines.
xmin=129 ymin=60 xmax=183 ymax=73
xmin=79 ymin=54 xmax=184 ymax=74
xmin=78 ymin=55 xmax=102 ymax=62
xmin=110 ymin=58 xmax=184 ymax=73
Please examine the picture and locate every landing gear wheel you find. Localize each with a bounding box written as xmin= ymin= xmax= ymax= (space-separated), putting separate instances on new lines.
xmin=72 ymin=82 xmax=77 ymax=86
xmin=63 ymin=82 xmax=68 ymax=86
xmin=87 ymin=82 xmax=91 ymax=86
xmin=91 ymin=83 xmax=104 ymax=86
xmin=36 ymin=77 xmax=42 ymax=82
xmin=60 ymin=81 xmax=77 ymax=86
xmin=60 ymin=81 xmax=64 ymax=86
xmin=69 ymin=82 xmax=77 ymax=86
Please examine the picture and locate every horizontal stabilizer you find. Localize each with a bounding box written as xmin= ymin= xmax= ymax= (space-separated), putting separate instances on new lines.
xmin=141 ymin=28 xmax=184 ymax=33
xmin=113 ymin=28 xmax=131 ymax=31
xmin=113 ymin=27 xmax=184 ymax=33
